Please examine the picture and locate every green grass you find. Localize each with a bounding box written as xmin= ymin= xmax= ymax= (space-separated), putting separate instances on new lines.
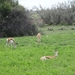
xmin=0 ymin=26 xmax=75 ymax=75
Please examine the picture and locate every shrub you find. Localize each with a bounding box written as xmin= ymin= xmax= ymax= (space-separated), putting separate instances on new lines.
xmin=2 ymin=5 xmax=38 ymax=37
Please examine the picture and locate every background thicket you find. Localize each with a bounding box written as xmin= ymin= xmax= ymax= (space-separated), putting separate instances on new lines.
xmin=0 ymin=0 xmax=75 ymax=37
xmin=36 ymin=0 xmax=75 ymax=25
xmin=0 ymin=0 xmax=38 ymax=37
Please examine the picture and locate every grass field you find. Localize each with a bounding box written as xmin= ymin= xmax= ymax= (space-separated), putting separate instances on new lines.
xmin=0 ymin=26 xmax=75 ymax=75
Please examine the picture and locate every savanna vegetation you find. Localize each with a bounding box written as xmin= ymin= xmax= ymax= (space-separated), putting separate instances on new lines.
xmin=0 ymin=0 xmax=75 ymax=75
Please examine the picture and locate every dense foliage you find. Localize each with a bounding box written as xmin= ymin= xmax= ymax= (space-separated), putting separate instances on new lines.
xmin=3 ymin=6 xmax=38 ymax=37
xmin=1 ymin=0 xmax=75 ymax=37
xmin=0 ymin=0 xmax=18 ymax=24
xmin=0 ymin=0 xmax=38 ymax=37
xmin=37 ymin=0 xmax=75 ymax=25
